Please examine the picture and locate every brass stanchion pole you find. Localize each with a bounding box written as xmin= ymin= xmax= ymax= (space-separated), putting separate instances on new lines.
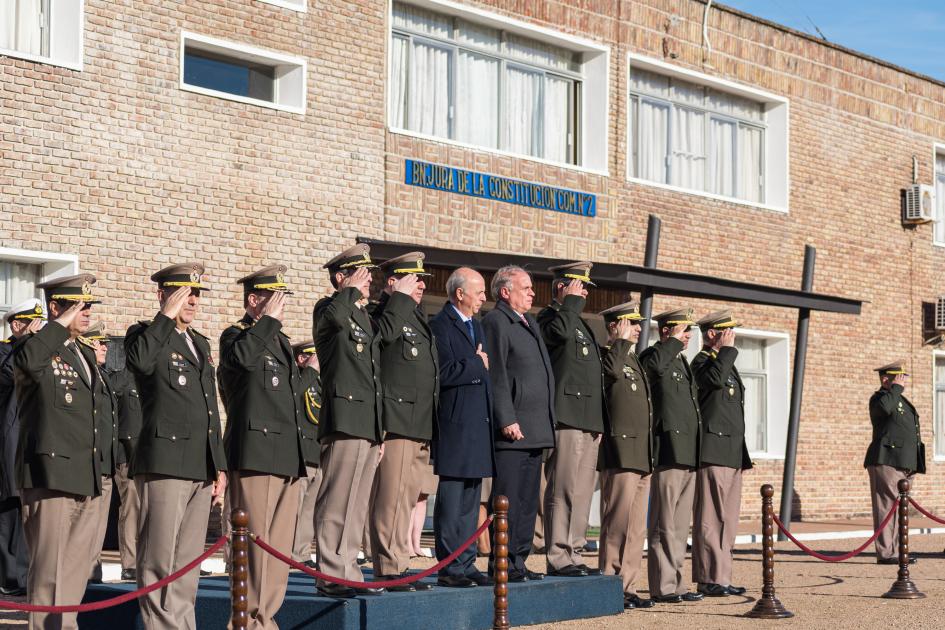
xmin=493 ymin=495 xmax=510 ymax=630
xmin=745 ymin=485 xmax=793 ymax=619
xmin=882 ymin=479 xmax=925 ymax=599
xmin=230 ymin=508 xmax=250 ymax=630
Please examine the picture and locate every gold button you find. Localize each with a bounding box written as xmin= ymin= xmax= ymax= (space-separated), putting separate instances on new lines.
xmin=263 ymin=428 xmax=268 ymax=434
xmin=209 ymin=411 xmax=213 ymax=416
xmin=171 ymin=436 xmax=176 ymax=441
xmin=348 ymin=395 xmax=353 ymax=400
xmin=93 ymin=447 xmax=97 ymax=452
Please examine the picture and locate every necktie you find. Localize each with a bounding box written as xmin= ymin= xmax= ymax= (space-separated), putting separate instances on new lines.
xmin=465 ymin=319 xmax=475 ymax=345
xmin=180 ymin=330 xmax=200 ymax=365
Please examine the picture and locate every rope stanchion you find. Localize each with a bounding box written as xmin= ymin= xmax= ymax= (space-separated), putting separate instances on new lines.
xmin=492 ymin=495 xmax=510 ymax=630
xmin=0 ymin=535 xmax=227 ymax=613
xmin=772 ymin=502 xmax=896 ymax=562
xmin=231 ymin=508 xmax=250 ymax=630
xmin=908 ymin=496 xmax=945 ymax=525
xmin=882 ymin=479 xmax=925 ymax=599
xmin=745 ymin=484 xmax=792 ymax=619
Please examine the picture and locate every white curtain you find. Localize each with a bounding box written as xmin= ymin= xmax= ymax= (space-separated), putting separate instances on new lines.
xmin=407 ymin=42 xmax=451 ymax=137
xmin=503 ymin=66 xmax=542 ymax=158
xmin=936 ymin=359 xmax=945 ymax=457
xmin=670 ymin=108 xmax=705 ymax=191
xmin=936 ymin=154 xmax=945 ymax=243
xmin=392 ymin=2 xmax=452 ymax=38
xmin=635 ymin=100 xmax=669 ymax=183
xmin=388 ymin=35 xmax=408 ymax=129
xmin=736 ymin=338 xmax=767 ymax=453
xmin=543 ymin=76 xmax=570 ymax=163
xmin=0 ymin=261 xmax=42 ymax=338
xmin=455 ymin=19 xmax=499 ymax=52
xmin=455 ymin=51 xmax=498 ymax=149
xmin=710 ymin=118 xmax=736 ymax=197
xmin=738 ymin=125 xmax=763 ymax=202
xmin=0 ymin=0 xmax=44 ymax=55
xmin=506 ymin=33 xmax=572 ymax=71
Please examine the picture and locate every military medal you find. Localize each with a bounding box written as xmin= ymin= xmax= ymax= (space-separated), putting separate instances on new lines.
xmin=64 ymin=392 xmax=72 ymax=404
xmin=356 ymin=343 xmax=363 ymax=353
xmin=729 ymin=387 xmax=735 ymax=396
xmin=178 ymin=374 xmax=187 ymax=386
xmin=581 ymin=346 xmax=589 ymax=356
xmin=410 ymin=346 xmax=418 ymax=357
xmin=54 ymin=369 xmax=60 ymax=376
xmin=631 ymin=383 xmax=638 ymax=391
xmin=272 ymin=376 xmax=280 ymax=387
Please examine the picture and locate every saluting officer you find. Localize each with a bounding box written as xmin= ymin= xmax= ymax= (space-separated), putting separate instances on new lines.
xmin=537 ymin=261 xmax=604 ymax=578
xmin=369 ymin=252 xmax=438 ymax=591
xmin=864 ymin=360 xmax=925 ymax=564
xmin=312 ymin=244 xmax=383 ymax=598
xmin=690 ymin=311 xmax=751 ymax=597
xmin=124 ymin=263 xmax=227 ymax=630
xmin=290 ymin=341 xmax=322 ymax=568
xmin=597 ymin=302 xmax=655 ymax=610
xmin=639 ymin=308 xmax=704 ymax=604
xmin=219 ymin=265 xmax=315 ymax=628
xmin=15 ymin=275 xmax=104 ymax=630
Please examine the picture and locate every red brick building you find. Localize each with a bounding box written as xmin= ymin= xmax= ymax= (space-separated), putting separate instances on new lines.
xmin=3 ymin=0 xmax=945 ymax=520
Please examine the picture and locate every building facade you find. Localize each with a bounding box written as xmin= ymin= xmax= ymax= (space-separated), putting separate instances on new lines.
xmin=3 ymin=0 xmax=945 ymax=519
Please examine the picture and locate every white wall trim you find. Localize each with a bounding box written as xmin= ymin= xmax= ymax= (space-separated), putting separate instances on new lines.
xmin=626 ymin=176 xmax=788 ymax=215
xmin=735 ymin=327 xmax=790 ymax=460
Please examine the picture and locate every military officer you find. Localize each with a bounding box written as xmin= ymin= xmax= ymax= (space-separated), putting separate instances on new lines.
xmin=0 ymin=299 xmax=44 ymax=597
xmin=690 ymin=310 xmax=751 ymax=597
xmin=537 ymin=261 xmax=604 ymax=578
xmin=124 ymin=263 xmax=227 ymax=630
xmin=15 ymin=274 xmax=104 ymax=630
xmin=864 ymin=360 xmax=925 ymax=564
xmin=638 ymin=307 xmax=704 ymax=604
xmin=312 ymin=244 xmax=383 ymax=598
xmin=290 ymin=341 xmax=322 ymax=568
xmin=109 ymin=349 xmax=143 ymax=581
xmin=218 ymin=264 xmax=314 ymax=628
xmin=368 ymin=252 xmax=438 ymax=591
xmin=597 ymin=302 xmax=655 ymax=610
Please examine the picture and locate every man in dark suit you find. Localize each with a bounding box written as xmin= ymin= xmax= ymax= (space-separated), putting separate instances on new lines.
xmin=125 ymin=263 xmax=227 ymax=630
xmin=691 ymin=310 xmax=751 ymax=597
xmin=482 ymin=265 xmax=556 ymax=582
xmin=218 ymin=265 xmax=314 ymax=626
xmin=864 ymin=359 xmax=925 ymax=564
xmin=0 ymin=299 xmax=44 ymax=597
xmin=290 ymin=341 xmax=322 ymax=568
xmin=429 ymin=267 xmax=494 ymax=588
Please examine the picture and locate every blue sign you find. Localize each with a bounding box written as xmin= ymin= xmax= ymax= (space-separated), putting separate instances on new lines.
xmin=404 ymin=159 xmax=596 ymax=218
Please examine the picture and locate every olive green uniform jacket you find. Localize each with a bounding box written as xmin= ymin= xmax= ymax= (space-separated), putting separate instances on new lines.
xmin=300 ymin=374 xmax=322 ymax=466
xmin=690 ymin=347 xmax=752 ymax=470
xmin=312 ymin=287 xmax=383 ymax=443
xmin=864 ymin=384 xmax=926 ymax=474
xmin=599 ymin=339 xmax=654 ymax=474
xmin=124 ymin=313 xmax=226 ymax=481
xmin=536 ymin=295 xmax=604 ymax=433
xmin=638 ymin=336 xmax=702 ymax=469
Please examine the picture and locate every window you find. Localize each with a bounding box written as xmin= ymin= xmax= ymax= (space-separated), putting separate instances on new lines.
xmin=934 ymin=151 xmax=945 ymax=245
xmin=0 ymin=261 xmax=42 ymax=338
xmin=735 ymin=337 xmax=767 ymax=452
xmin=0 ymin=0 xmax=83 ymax=69
xmin=180 ymin=33 xmax=307 ymax=114
xmin=628 ymin=55 xmax=789 ymax=210
xmin=389 ymin=2 xmax=594 ymax=167
xmin=934 ymin=355 xmax=945 ymax=458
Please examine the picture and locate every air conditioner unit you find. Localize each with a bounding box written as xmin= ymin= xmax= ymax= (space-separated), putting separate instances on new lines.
xmin=936 ymin=296 xmax=945 ymax=331
xmin=904 ymin=184 xmax=935 ymax=223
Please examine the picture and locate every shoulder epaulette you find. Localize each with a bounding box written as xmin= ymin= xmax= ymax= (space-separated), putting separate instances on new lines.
xmin=233 ymin=321 xmax=250 ymax=331
xmin=0 ymin=339 xmax=9 ymax=344
xmin=138 ymin=319 xmax=153 ymax=326
xmin=190 ymin=329 xmax=210 ymax=341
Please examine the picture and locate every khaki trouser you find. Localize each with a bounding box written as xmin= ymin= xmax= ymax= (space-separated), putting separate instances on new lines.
xmin=370 ymin=437 xmax=426 ymax=576
xmin=21 ymin=488 xmax=103 ymax=630
xmin=115 ymin=463 xmax=140 ymax=571
xmin=228 ymin=471 xmax=300 ymax=630
xmin=647 ymin=466 xmax=696 ymax=598
xmin=315 ymin=436 xmax=380 ymax=583
xmin=599 ymin=469 xmax=650 ymax=595
xmin=544 ymin=429 xmax=600 ymax=570
xmin=532 ymin=463 xmax=547 ymax=551
xmin=692 ymin=465 xmax=743 ymax=585
xmin=868 ymin=464 xmax=910 ymax=561
xmin=136 ymin=475 xmax=213 ymax=630
xmin=292 ymin=465 xmax=322 ymax=562
xmin=89 ymin=476 xmax=114 ymax=578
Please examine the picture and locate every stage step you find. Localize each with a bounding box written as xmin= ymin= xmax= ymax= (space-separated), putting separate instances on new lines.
xmin=80 ymin=569 xmax=624 ymax=629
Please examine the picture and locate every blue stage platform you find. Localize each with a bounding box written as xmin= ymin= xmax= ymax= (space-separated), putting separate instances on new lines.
xmin=79 ymin=569 xmax=624 ymax=629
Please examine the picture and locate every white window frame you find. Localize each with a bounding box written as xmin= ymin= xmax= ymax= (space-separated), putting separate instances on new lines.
xmin=932 ymin=143 xmax=945 ymax=248
xmin=386 ymin=0 xmax=610 ymax=176
xmin=0 ymin=0 xmax=83 ymax=71
xmin=627 ymin=53 xmax=790 ymax=213
xmin=933 ymin=350 xmax=945 ymax=461
xmin=0 ymin=247 xmax=79 ymax=334
xmin=255 ymin=0 xmax=306 ymax=12
xmin=179 ymin=32 xmax=307 ymax=115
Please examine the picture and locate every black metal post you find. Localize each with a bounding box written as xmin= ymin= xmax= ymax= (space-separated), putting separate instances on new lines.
xmin=778 ymin=245 xmax=815 ymax=539
xmin=636 ymin=214 xmax=661 ymax=352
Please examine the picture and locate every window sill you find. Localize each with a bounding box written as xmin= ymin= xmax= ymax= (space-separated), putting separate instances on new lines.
xmin=932 ymin=240 xmax=945 ymax=248
xmin=179 ymin=83 xmax=305 ymax=115
xmin=0 ymin=48 xmax=82 ymax=71
xmin=388 ymin=127 xmax=610 ymax=178
xmin=748 ymin=452 xmax=785 ymax=461
xmin=256 ymin=0 xmax=307 ymax=11
xmin=626 ymin=176 xmax=787 ymax=214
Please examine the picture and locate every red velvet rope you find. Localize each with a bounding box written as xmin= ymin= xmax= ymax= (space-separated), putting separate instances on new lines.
xmin=252 ymin=516 xmax=493 ymax=588
xmin=771 ymin=503 xmax=897 ymax=562
xmin=908 ymin=497 xmax=945 ymax=525
xmin=0 ymin=535 xmax=227 ymax=613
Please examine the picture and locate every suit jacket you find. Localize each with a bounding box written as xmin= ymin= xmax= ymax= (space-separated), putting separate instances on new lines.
xmin=14 ymin=322 xmax=102 ymax=497
xmin=864 ymin=384 xmax=926 ymax=473
xmin=312 ymin=287 xmax=382 ymax=443
xmin=691 ymin=347 xmax=752 ymax=470
xmin=536 ymin=295 xmax=605 ymax=433
xmin=299 ymin=373 xmax=322 ymax=467
xmin=599 ymin=339 xmax=654 ymax=474
xmin=638 ymin=336 xmax=701 ymax=468
xmin=124 ymin=314 xmax=225 ymax=481
xmin=481 ymin=300 xmax=556 ymax=451
xmin=372 ymin=292 xmax=439 ymax=441
xmin=428 ymin=303 xmax=494 ymax=478
xmin=218 ymin=314 xmax=310 ymax=477
xmin=108 ymin=368 xmax=143 ymax=467
xmin=0 ymin=336 xmax=25 ymax=498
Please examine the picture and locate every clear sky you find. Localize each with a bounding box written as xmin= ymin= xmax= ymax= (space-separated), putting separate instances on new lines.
xmin=719 ymin=0 xmax=945 ymax=82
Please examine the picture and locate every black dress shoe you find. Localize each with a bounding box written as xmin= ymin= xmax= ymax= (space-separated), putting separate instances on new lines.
xmin=652 ymin=594 xmax=683 ymax=604
xmin=547 ymin=564 xmax=587 ymax=578
xmin=577 ymin=563 xmax=601 ymax=576
xmin=877 ymin=557 xmax=917 ymax=565
xmin=726 ymin=585 xmax=747 ymax=596
xmin=681 ymin=591 xmax=704 ymax=602
xmin=625 ymin=594 xmax=655 ymax=609
xmin=120 ymin=569 xmax=136 ymax=581
xmin=507 ymin=570 xmax=527 ymax=583
xmin=317 ymin=583 xmax=357 ymax=598
xmin=524 ymin=569 xmax=544 ymax=581
xmin=199 ymin=569 xmax=211 ymax=576
xmin=376 ymin=576 xmax=415 ymax=592
xmin=467 ymin=572 xmax=494 ymax=586
xmin=698 ymin=583 xmax=730 ymax=597
xmin=354 ymin=587 xmax=385 ymax=596
xmin=302 ymin=560 xmax=317 ymax=569
xmin=437 ymin=575 xmax=476 ymax=588
xmin=0 ymin=586 xmax=25 ymax=596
